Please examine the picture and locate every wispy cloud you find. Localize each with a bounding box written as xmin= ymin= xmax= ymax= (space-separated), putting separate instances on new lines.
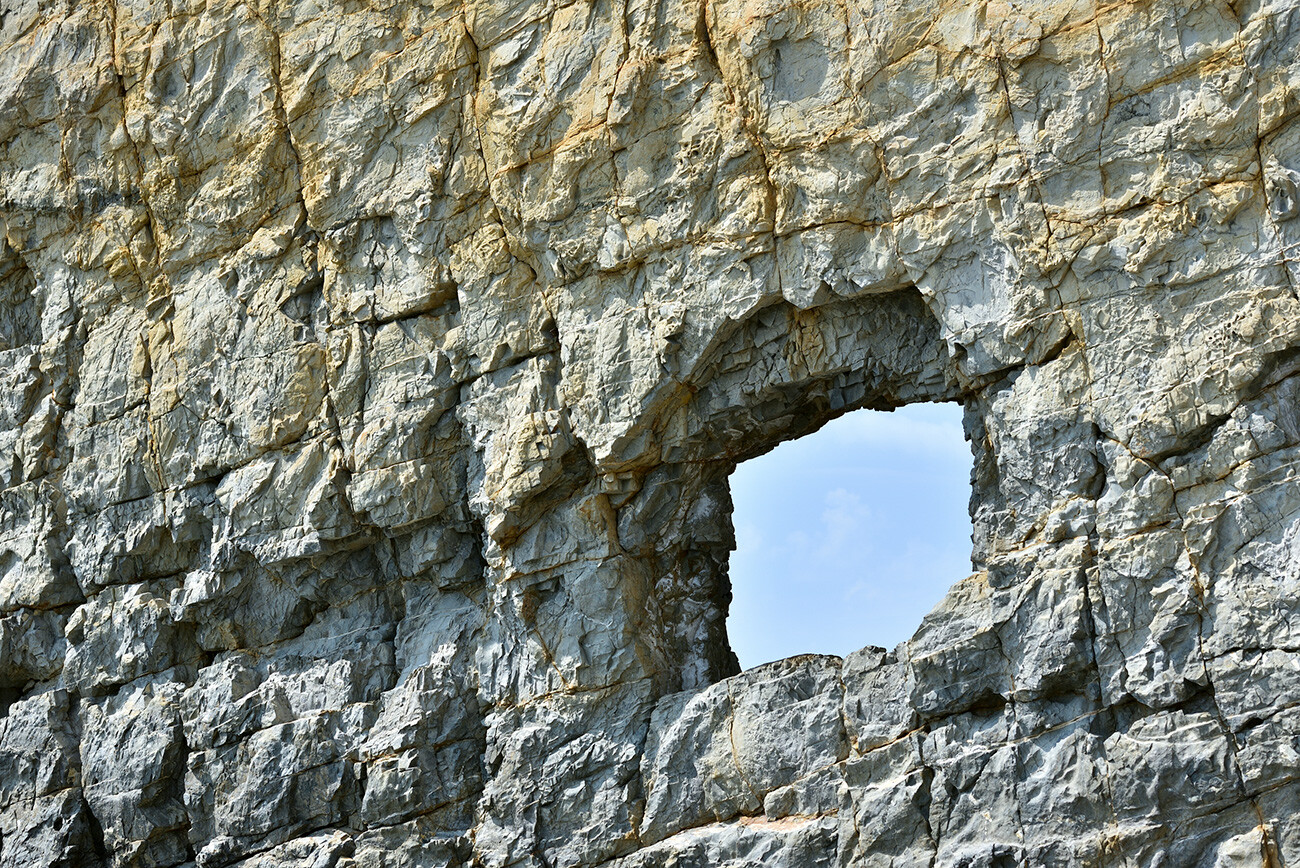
xmin=818 ymin=488 xmax=870 ymax=559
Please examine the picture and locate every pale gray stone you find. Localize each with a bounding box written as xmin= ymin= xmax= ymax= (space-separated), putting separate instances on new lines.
xmin=2 ymin=0 xmax=1299 ymax=864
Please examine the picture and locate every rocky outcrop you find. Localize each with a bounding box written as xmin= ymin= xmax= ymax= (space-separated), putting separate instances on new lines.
xmin=2 ymin=0 xmax=1299 ymax=864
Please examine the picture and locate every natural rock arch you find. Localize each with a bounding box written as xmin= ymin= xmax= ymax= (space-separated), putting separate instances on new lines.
xmin=722 ymin=398 xmax=972 ymax=668
xmin=608 ymin=286 xmax=970 ymax=686
xmin=1 ymin=0 xmax=1299 ymax=865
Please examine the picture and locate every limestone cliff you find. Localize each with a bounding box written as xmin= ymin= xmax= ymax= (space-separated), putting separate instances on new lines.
xmin=1 ymin=0 xmax=1299 ymax=864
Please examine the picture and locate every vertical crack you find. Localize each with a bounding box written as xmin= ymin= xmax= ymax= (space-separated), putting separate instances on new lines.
xmin=695 ymin=0 xmax=778 ymax=233
xmin=101 ymin=0 xmax=165 ymax=281
xmin=242 ymin=1 xmax=312 ymax=229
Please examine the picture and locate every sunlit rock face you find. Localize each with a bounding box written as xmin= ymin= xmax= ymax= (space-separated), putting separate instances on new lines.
xmin=2 ymin=0 xmax=1299 ymax=864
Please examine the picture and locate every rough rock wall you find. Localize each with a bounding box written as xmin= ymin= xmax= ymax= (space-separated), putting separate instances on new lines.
xmin=2 ymin=0 xmax=1300 ymax=864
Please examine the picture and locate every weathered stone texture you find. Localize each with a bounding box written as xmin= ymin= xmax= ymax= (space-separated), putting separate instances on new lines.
xmin=1 ymin=0 xmax=1299 ymax=864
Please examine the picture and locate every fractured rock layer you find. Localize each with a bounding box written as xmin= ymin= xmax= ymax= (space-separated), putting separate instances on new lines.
xmin=1 ymin=0 xmax=1299 ymax=864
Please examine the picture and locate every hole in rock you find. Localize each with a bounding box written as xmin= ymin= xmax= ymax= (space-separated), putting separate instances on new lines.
xmin=726 ymin=402 xmax=973 ymax=670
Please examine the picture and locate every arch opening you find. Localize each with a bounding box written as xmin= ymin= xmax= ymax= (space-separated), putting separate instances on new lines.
xmin=725 ymin=401 xmax=974 ymax=670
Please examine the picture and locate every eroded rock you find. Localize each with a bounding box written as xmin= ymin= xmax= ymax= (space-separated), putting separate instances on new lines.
xmin=1 ymin=0 xmax=1299 ymax=864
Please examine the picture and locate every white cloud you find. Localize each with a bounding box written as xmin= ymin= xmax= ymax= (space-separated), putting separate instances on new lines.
xmin=821 ymin=487 xmax=867 ymax=529
xmin=733 ymin=519 xmax=764 ymax=554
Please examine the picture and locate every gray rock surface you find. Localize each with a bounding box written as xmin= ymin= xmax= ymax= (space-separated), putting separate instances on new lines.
xmin=1 ymin=0 xmax=1299 ymax=864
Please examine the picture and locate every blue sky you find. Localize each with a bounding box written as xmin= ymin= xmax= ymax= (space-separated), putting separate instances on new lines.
xmin=726 ymin=402 xmax=974 ymax=669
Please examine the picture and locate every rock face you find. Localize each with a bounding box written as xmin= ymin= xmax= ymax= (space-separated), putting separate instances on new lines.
xmin=1 ymin=0 xmax=1299 ymax=864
